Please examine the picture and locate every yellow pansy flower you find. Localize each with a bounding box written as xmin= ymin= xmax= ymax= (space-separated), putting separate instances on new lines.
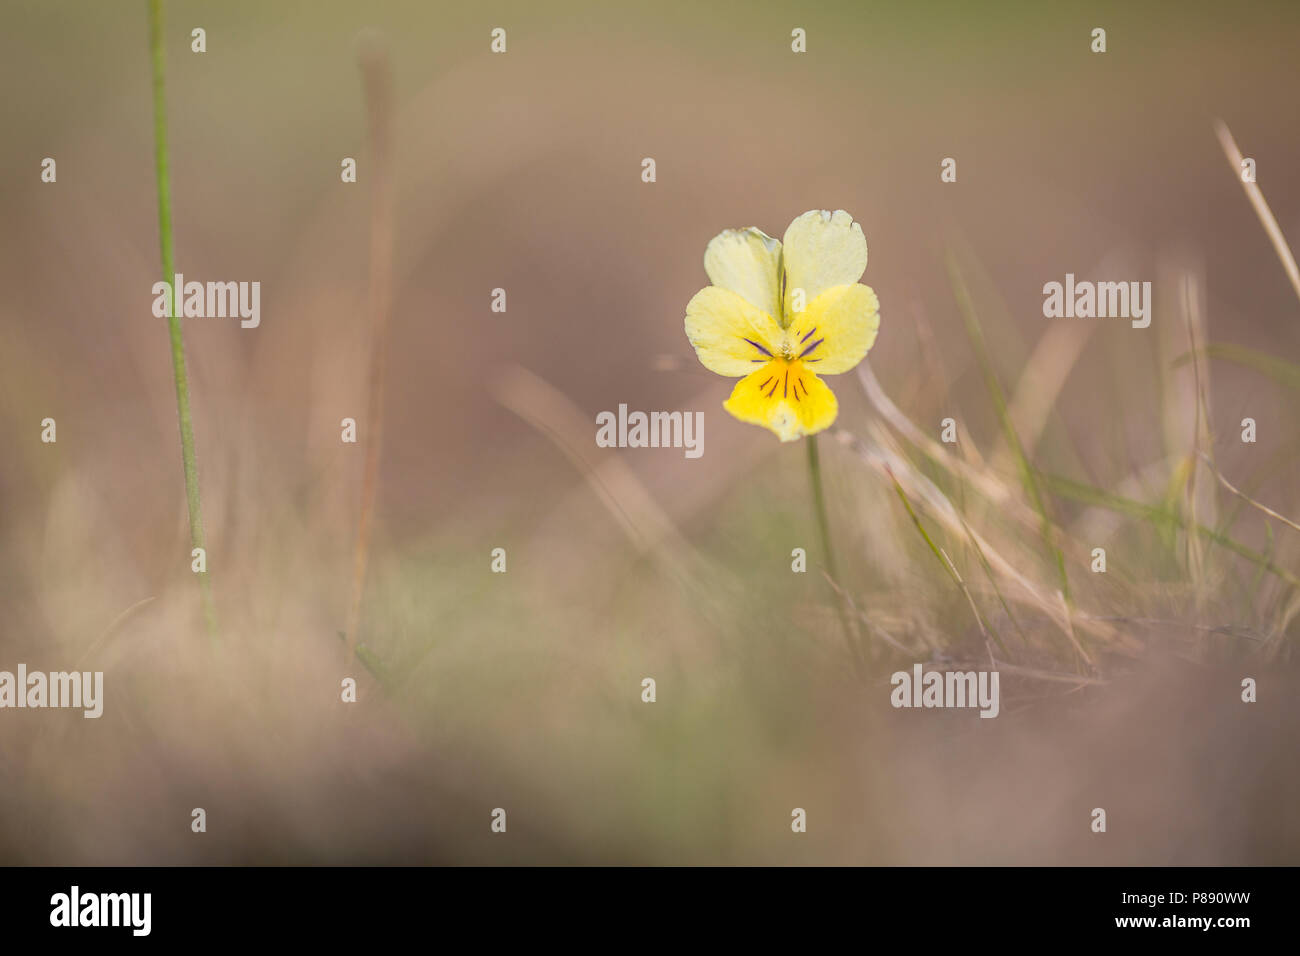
xmin=684 ymin=209 xmax=881 ymax=441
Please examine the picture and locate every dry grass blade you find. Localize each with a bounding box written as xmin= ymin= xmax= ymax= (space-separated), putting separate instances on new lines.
xmin=1199 ymin=451 xmax=1300 ymax=534
xmin=821 ymin=570 xmax=913 ymax=656
xmin=955 ymin=505 xmax=1029 ymax=646
xmin=987 ymin=661 xmax=1106 ymax=686
xmin=1215 ymin=119 xmax=1300 ymax=308
xmin=858 ymin=360 xmax=1047 ymax=538
xmin=490 ymin=363 xmax=704 ymax=578
xmin=884 ymin=466 xmax=1005 ymax=656
xmin=996 ymin=320 xmax=1095 ymax=465
xmin=75 ymin=596 xmax=157 ymax=668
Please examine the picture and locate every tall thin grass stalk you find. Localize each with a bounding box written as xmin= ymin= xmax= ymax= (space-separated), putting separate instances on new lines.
xmin=346 ymin=35 xmax=395 ymax=665
xmin=1183 ymin=275 xmax=1210 ymax=606
xmin=148 ymin=0 xmax=216 ymax=638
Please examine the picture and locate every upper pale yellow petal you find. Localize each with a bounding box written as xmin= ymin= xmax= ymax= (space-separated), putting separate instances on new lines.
xmin=703 ymin=227 xmax=783 ymax=321
xmin=684 ymin=286 xmax=784 ymax=377
xmin=781 ymin=210 xmax=868 ymax=320
xmin=786 ymin=283 xmax=880 ymax=374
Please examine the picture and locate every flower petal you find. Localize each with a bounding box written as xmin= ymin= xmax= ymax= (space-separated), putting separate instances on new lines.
xmin=723 ymin=361 xmax=839 ymax=442
xmin=781 ymin=210 xmax=868 ymax=319
xmin=704 ymin=227 xmax=783 ymax=321
xmin=786 ymin=283 xmax=880 ymax=374
xmin=685 ymin=286 xmax=784 ymax=376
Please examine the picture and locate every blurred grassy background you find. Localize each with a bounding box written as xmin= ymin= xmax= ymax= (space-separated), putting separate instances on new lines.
xmin=1 ymin=0 xmax=1298 ymax=863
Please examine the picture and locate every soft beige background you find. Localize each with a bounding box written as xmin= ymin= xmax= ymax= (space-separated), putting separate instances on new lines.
xmin=0 ymin=0 xmax=1297 ymax=863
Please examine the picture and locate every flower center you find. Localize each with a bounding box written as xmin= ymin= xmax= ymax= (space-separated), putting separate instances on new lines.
xmin=745 ymin=328 xmax=824 ymax=365
xmin=785 ymin=326 xmax=824 ymax=362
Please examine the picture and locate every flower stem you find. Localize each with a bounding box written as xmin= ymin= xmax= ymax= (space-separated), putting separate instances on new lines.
xmin=806 ymin=434 xmax=863 ymax=675
xmin=148 ymin=0 xmax=217 ymax=638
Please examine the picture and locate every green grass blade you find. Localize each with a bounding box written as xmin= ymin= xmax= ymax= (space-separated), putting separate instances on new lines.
xmin=148 ymin=0 xmax=217 ymax=638
xmin=1039 ymin=471 xmax=1300 ymax=590
xmin=1173 ymin=342 xmax=1300 ymax=393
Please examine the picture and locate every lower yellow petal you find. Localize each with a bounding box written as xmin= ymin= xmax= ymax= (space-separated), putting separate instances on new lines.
xmin=723 ymin=361 xmax=839 ymax=442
